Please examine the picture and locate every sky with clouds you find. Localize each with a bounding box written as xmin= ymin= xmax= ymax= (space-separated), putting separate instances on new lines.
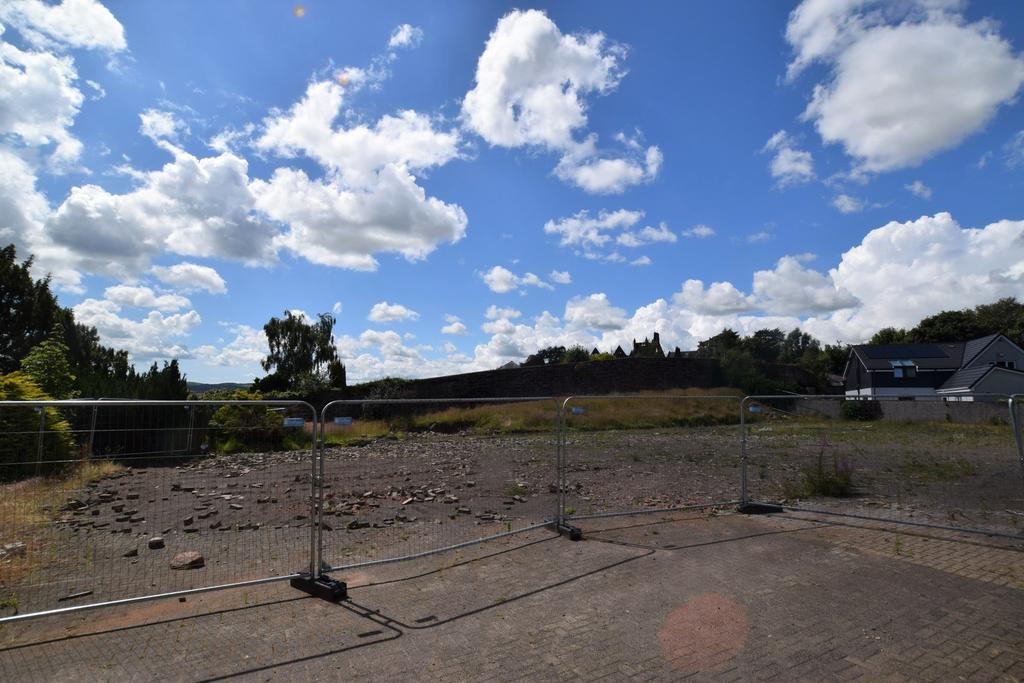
xmin=1 ymin=0 xmax=1023 ymax=383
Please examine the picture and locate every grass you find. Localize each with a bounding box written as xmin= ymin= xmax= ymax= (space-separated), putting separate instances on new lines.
xmin=898 ymin=457 xmax=977 ymax=481
xmin=753 ymin=415 xmax=1013 ymax=449
xmin=0 ymin=459 xmax=124 ymax=590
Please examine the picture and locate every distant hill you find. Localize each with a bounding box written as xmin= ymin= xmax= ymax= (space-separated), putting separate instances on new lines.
xmin=187 ymin=381 xmax=250 ymax=394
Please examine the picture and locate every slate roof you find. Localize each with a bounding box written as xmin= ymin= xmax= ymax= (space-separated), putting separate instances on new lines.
xmin=961 ymin=333 xmax=1000 ymax=367
xmin=851 ymin=342 xmax=964 ymax=371
xmin=937 ymin=365 xmax=994 ymax=392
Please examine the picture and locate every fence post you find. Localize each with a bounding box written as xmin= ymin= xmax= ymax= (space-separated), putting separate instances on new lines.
xmin=1010 ymin=396 xmax=1024 ymax=488
xmin=309 ymin=406 xmax=320 ymax=579
xmin=34 ymin=407 xmax=45 ymax=477
xmin=739 ymin=397 xmax=749 ymax=505
xmin=88 ymin=405 xmax=98 ymax=457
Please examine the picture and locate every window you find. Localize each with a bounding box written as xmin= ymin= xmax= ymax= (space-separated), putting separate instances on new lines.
xmin=992 ymin=360 xmax=1016 ymax=370
xmin=890 ymin=360 xmax=917 ymax=378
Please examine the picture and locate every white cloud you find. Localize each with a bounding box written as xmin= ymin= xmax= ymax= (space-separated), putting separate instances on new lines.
xmin=682 ymin=224 xmax=715 ymax=238
xmin=480 ymin=265 xmax=557 ymax=293
xmin=1005 ymin=130 xmax=1024 ymax=168
xmin=46 ymin=145 xmax=277 ymax=280
xmin=462 ymin=9 xmax=660 ymax=193
xmin=564 ymin=293 xmax=627 ymax=331
xmin=787 ymin=1 xmax=1024 ymax=173
xmin=103 ymin=285 xmax=191 ymax=312
xmin=388 ymin=24 xmax=423 ymax=50
xmin=196 ymin=324 xmax=267 ymax=368
xmin=139 ymin=109 xmax=188 ymax=142
xmin=832 ymin=194 xmax=865 ymax=213
xmin=0 ymin=38 xmax=84 ymax=169
xmin=0 ymin=0 xmax=126 ymax=52
xmin=256 ymin=81 xmax=460 ymax=187
xmin=673 ymin=280 xmax=755 ymax=315
xmin=485 ymin=305 xmax=521 ymax=320
xmin=905 ymin=180 xmax=932 ymax=199
xmin=752 ymin=255 xmax=859 ymax=316
xmin=73 ymin=297 xmax=201 ymax=362
xmin=746 ymin=231 xmax=773 ymax=244
xmin=544 ymin=208 xmax=643 ymax=249
xmin=549 ymin=270 xmax=572 ymax=285
xmin=332 ymin=301 xmax=343 ymax=314
xmin=616 ymin=221 xmax=676 ymax=247
xmin=763 ymin=130 xmax=814 ymax=187
xmin=251 ymin=78 xmax=467 ymax=270
xmin=368 ymin=301 xmax=420 ymax=322
xmin=150 ymin=262 xmax=227 ymax=294
xmin=630 ymin=255 xmax=651 ymax=266
xmin=441 ymin=320 xmax=468 ymax=335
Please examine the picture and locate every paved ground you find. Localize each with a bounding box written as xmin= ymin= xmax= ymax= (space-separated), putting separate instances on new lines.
xmin=1 ymin=509 xmax=1022 ymax=682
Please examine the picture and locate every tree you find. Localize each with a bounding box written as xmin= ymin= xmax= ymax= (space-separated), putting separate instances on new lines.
xmin=20 ymin=322 xmax=76 ymax=398
xmin=973 ymin=298 xmax=1024 ymax=344
xmin=523 ymin=346 xmax=566 ymax=366
xmin=908 ymin=309 xmax=984 ymax=343
xmin=0 ymin=245 xmax=60 ymax=373
xmin=868 ymin=327 xmax=909 ymax=345
xmin=561 ymin=345 xmax=591 ymax=363
xmin=260 ymin=311 xmax=345 ymax=390
xmin=780 ymin=328 xmax=820 ymax=363
xmin=743 ymin=328 xmax=784 ymax=362
xmin=696 ymin=329 xmax=741 ymax=358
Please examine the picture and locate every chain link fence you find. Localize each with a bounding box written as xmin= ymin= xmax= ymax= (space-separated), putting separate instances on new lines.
xmin=0 ymin=399 xmax=317 ymax=624
xmin=740 ymin=394 xmax=1024 ymax=538
xmin=317 ymin=398 xmax=560 ymax=573
xmin=558 ymin=394 xmax=744 ymax=528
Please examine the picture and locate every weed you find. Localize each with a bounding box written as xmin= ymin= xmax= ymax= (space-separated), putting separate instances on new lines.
xmin=564 ymin=507 xmax=576 ymax=516
xmin=782 ymin=437 xmax=855 ymax=498
xmin=899 ymin=457 xmax=976 ymax=481
xmin=505 ymin=483 xmax=529 ymax=497
xmin=0 ymin=594 xmax=17 ymax=612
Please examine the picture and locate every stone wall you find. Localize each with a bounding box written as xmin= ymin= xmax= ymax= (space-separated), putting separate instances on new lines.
xmin=792 ymin=398 xmax=1011 ymax=424
xmin=346 ymin=357 xmax=726 ymax=400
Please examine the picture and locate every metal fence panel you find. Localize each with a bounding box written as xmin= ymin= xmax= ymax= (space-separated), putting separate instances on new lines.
xmin=318 ymin=398 xmax=559 ymax=573
xmin=741 ymin=394 xmax=1024 ymax=538
xmin=0 ymin=400 xmax=317 ymax=623
xmin=559 ymin=394 xmax=743 ymax=524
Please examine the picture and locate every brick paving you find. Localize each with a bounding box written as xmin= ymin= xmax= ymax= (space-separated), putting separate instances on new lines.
xmin=1 ymin=510 xmax=1023 ymax=681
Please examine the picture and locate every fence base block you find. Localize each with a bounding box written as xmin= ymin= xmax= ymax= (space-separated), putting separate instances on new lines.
xmin=291 ymin=573 xmax=348 ymax=602
xmin=737 ymin=502 xmax=784 ymax=515
xmin=554 ymin=523 xmax=583 ymax=541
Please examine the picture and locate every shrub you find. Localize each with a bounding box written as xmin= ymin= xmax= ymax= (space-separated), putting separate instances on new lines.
xmin=205 ymin=391 xmax=306 ymax=453
xmin=0 ymin=372 xmax=75 ymax=480
xmin=783 ymin=451 xmax=855 ymax=498
xmin=840 ymin=400 xmax=883 ymax=421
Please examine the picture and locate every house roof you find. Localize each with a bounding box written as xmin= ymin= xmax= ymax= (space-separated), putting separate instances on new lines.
xmin=938 ymin=365 xmax=1024 ymax=393
xmin=851 ymin=342 xmax=964 ymax=370
xmin=961 ymin=333 xmax=1000 ymax=367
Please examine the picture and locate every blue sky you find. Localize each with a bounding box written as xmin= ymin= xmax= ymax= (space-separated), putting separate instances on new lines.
xmin=1 ymin=0 xmax=1023 ymax=383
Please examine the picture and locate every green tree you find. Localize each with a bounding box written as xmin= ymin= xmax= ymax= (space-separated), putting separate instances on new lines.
xmin=908 ymin=309 xmax=984 ymax=342
xmin=973 ymin=297 xmax=1024 ymax=344
xmin=260 ymin=311 xmax=344 ymax=390
xmin=523 ymin=346 xmax=567 ymax=366
xmin=20 ymin=323 xmax=77 ymax=398
xmin=719 ymin=348 xmax=773 ymax=394
xmin=561 ymin=345 xmax=591 ymax=363
xmin=868 ymin=327 xmax=909 ymax=345
xmin=0 ymin=245 xmax=60 ymax=373
xmin=743 ymin=328 xmax=785 ymax=362
xmin=780 ymin=328 xmax=820 ymax=363
xmin=696 ymin=329 xmax=741 ymax=358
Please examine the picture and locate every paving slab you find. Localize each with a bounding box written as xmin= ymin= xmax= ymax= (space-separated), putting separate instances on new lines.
xmin=1 ymin=511 xmax=1022 ymax=681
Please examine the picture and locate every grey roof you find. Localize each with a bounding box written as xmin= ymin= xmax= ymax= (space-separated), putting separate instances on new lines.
xmin=937 ymin=365 xmax=994 ymax=392
xmin=852 ymin=342 xmax=964 ymax=370
xmin=961 ymin=333 xmax=1000 ymax=366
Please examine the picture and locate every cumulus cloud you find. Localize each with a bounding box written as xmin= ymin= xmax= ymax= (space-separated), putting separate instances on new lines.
xmin=832 ymin=194 xmax=865 ymax=213
xmin=549 ymin=270 xmax=572 ymax=285
xmin=462 ymin=9 xmax=660 ymax=193
xmin=45 ymin=144 xmax=277 ymax=280
xmin=682 ymin=224 xmax=715 ymax=238
xmin=252 ymin=78 xmax=467 ymax=270
xmin=0 ymin=38 xmax=85 ymax=169
xmin=905 ymin=180 xmax=933 ymax=199
xmin=0 ymin=0 xmax=126 ymax=52
xmin=139 ymin=109 xmax=188 ymax=142
xmin=103 ymin=285 xmax=191 ymax=312
xmin=480 ymin=265 xmax=558 ymax=294
xmin=485 ymin=305 xmax=521 ymax=320
xmin=564 ymin=293 xmax=628 ymax=331
xmin=368 ymin=301 xmax=420 ymax=322
xmin=73 ymin=296 xmax=201 ymax=362
xmin=673 ymin=280 xmax=755 ymax=315
xmin=544 ymin=208 xmax=643 ymax=249
xmin=762 ymin=130 xmax=814 ymax=187
xmin=1005 ymin=130 xmax=1024 ymax=169
xmin=196 ymin=324 xmax=267 ymax=368
xmin=441 ymin=317 xmax=468 ymax=335
xmin=388 ymin=23 xmax=423 ymax=50
xmin=150 ymin=262 xmax=227 ymax=294
xmin=616 ymin=221 xmax=676 ymax=247
xmin=752 ymin=255 xmax=859 ymax=316
xmin=786 ymin=0 xmax=1024 ymax=173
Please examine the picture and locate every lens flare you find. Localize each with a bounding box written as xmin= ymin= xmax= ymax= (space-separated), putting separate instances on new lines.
xmin=293 ymin=5 xmax=306 ymax=18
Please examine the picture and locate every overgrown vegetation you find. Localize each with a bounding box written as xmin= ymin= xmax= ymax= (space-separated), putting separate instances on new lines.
xmin=0 ymin=373 xmax=75 ymax=479
xmin=899 ymin=457 xmax=977 ymax=481
xmin=783 ymin=447 xmax=855 ymax=499
xmin=205 ymin=391 xmax=311 ymax=453
xmin=840 ymin=400 xmax=883 ymax=421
